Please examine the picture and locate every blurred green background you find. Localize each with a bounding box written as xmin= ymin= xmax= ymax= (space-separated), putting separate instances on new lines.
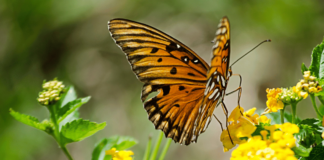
xmin=1 ymin=0 xmax=324 ymax=159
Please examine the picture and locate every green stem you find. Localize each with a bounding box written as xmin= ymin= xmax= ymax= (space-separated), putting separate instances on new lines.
xmin=310 ymin=94 xmax=323 ymax=119
xmin=280 ymin=105 xmax=286 ymax=124
xmin=143 ymin=136 xmax=152 ymax=160
xmin=158 ymin=139 xmax=172 ymax=160
xmin=149 ymin=131 xmax=164 ymax=160
xmin=61 ymin=145 xmax=73 ymax=160
xmin=291 ymin=103 xmax=297 ymax=124
xmin=48 ymin=105 xmax=73 ymax=160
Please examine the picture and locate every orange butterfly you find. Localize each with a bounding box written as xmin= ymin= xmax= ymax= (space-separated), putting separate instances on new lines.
xmin=108 ymin=17 xmax=241 ymax=145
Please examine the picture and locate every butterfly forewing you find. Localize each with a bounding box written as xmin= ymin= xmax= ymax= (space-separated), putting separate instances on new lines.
xmin=108 ymin=18 xmax=211 ymax=145
xmin=194 ymin=17 xmax=231 ymax=139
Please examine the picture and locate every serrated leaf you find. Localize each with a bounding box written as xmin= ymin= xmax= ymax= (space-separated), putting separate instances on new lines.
xmin=292 ymin=145 xmax=312 ymax=157
xmin=61 ymin=119 xmax=106 ymax=143
xmin=301 ymin=63 xmax=308 ymax=74
xmin=308 ymin=145 xmax=324 ymax=160
xmin=308 ymin=39 xmax=324 ymax=78
xmin=9 ymin=108 xmax=49 ymax=132
xmin=58 ymin=97 xmax=90 ymax=123
xmin=296 ymin=118 xmax=324 ymax=147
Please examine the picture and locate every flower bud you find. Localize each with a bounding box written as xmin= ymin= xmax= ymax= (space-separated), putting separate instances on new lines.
xmin=38 ymin=78 xmax=65 ymax=106
xmin=309 ymin=76 xmax=316 ymax=81
xmin=299 ymin=91 xmax=308 ymax=99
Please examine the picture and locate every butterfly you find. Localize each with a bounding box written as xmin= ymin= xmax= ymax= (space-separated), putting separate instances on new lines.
xmin=108 ymin=16 xmax=241 ymax=145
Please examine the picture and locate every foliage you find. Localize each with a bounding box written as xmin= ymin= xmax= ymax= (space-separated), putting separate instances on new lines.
xmin=10 ymin=79 xmax=106 ymax=160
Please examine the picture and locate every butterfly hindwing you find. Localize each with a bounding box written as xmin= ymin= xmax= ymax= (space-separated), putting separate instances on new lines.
xmin=108 ymin=18 xmax=210 ymax=145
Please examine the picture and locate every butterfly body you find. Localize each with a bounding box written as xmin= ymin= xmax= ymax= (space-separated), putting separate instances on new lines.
xmin=108 ymin=17 xmax=232 ymax=145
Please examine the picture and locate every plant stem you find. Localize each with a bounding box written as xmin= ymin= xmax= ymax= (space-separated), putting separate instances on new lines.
xmin=143 ymin=136 xmax=152 ymax=160
xmin=310 ymin=94 xmax=323 ymax=119
xmin=280 ymin=105 xmax=286 ymax=124
xmin=48 ymin=105 xmax=73 ymax=160
xmin=149 ymin=131 xmax=164 ymax=160
xmin=291 ymin=103 xmax=297 ymax=124
xmin=61 ymin=145 xmax=73 ymax=160
xmin=158 ymin=139 xmax=172 ymax=160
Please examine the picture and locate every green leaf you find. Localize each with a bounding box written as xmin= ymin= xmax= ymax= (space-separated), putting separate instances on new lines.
xmin=308 ymin=145 xmax=324 ymax=160
xmin=301 ymin=63 xmax=308 ymax=74
xmin=57 ymin=86 xmax=80 ymax=127
xmin=92 ymin=136 xmax=137 ymax=160
xmin=296 ymin=118 xmax=324 ymax=147
xmin=60 ymin=86 xmax=77 ymax=108
xmin=10 ymin=108 xmax=47 ymax=131
xmin=114 ymin=136 xmax=138 ymax=150
xmin=292 ymin=145 xmax=312 ymax=157
xmin=265 ymin=111 xmax=301 ymax=124
xmin=57 ymin=97 xmax=90 ymax=123
xmin=92 ymin=138 xmax=110 ymax=160
xmin=61 ymin=119 xmax=106 ymax=143
xmin=308 ymin=39 xmax=324 ymax=78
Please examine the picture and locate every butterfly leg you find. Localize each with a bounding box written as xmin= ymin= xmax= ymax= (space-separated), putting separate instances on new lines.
xmin=213 ymin=114 xmax=223 ymax=131
xmin=226 ymin=74 xmax=243 ymax=115
xmin=221 ymin=101 xmax=234 ymax=144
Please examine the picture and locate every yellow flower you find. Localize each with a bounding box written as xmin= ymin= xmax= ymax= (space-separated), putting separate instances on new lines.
xmin=106 ymin=148 xmax=134 ymax=160
xmin=221 ymin=106 xmax=266 ymax=152
xmin=231 ymin=123 xmax=299 ymax=160
xmin=258 ymin=115 xmax=271 ymax=124
xmin=266 ymin=97 xmax=284 ymax=112
xmin=299 ymin=91 xmax=308 ymax=99
xmin=266 ymin=88 xmax=284 ymax=113
xmin=220 ymin=123 xmax=242 ymax=152
xmin=228 ymin=106 xmax=244 ymax=122
xmin=266 ymin=88 xmax=282 ymax=99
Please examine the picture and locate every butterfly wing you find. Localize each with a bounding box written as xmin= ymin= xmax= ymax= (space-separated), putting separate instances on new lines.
xmin=194 ymin=17 xmax=231 ymax=140
xmin=108 ymin=18 xmax=210 ymax=145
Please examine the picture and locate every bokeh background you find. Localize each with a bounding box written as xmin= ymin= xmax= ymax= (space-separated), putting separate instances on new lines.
xmin=1 ymin=0 xmax=324 ymax=159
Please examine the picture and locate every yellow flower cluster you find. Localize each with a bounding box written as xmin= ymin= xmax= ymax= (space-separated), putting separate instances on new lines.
xmin=106 ymin=148 xmax=134 ymax=160
xmin=294 ymin=71 xmax=322 ymax=99
xmin=231 ymin=123 xmax=299 ymax=160
xmin=265 ymin=88 xmax=284 ymax=113
xmin=221 ymin=106 xmax=270 ymax=152
xmin=38 ymin=79 xmax=65 ymax=105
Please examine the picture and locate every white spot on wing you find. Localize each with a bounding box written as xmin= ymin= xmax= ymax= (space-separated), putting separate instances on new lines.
xmin=216 ymin=29 xmax=221 ymax=35
xmin=221 ymin=27 xmax=227 ymax=34
xmin=221 ymin=76 xmax=226 ymax=87
xmin=210 ymin=82 xmax=215 ymax=91
xmin=215 ymin=41 xmax=219 ymax=47
xmin=193 ymin=59 xmax=199 ymax=63
xmin=177 ymin=44 xmax=181 ymax=49
xmin=208 ymin=88 xmax=219 ymax=99
xmin=214 ymin=92 xmax=220 ymax=101
xmin=204 ymin=78 xmax=212 ymax=95
xmin=216 ymin=75 xmax=220 ymax=84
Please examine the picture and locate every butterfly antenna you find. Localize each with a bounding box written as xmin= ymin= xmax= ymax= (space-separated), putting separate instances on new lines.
xmin=230 ymin=39 xmax=271 ymax=68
